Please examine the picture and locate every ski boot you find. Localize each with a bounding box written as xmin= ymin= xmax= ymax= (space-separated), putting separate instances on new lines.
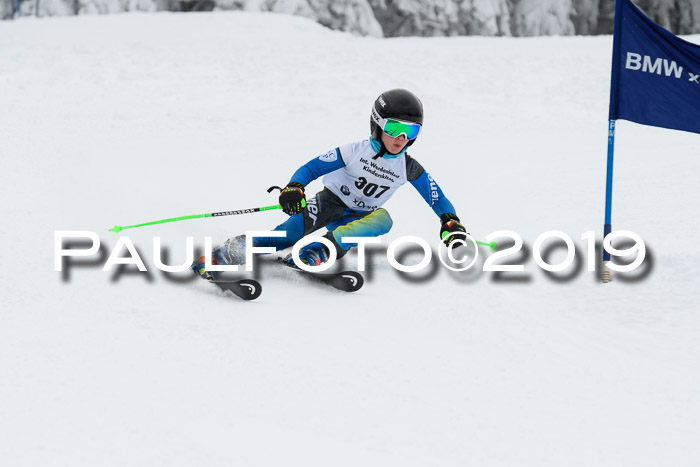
xmin=191 ymin=245 xmax=229 ymax=280
xmin=297 ymin=242 xmax=330 ymax=266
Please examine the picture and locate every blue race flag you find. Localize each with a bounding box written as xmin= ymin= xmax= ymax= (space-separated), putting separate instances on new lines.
xmin=609 ymin=0 xmax=700 ymax=134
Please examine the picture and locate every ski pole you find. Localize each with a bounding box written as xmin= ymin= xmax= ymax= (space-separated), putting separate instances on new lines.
xmin=441 ymin=232 xmax=498 ymax=250
xmin=452 ymin=238 xmax=498 ymax=250
xmin=473 ymin=239 xmax=498 ymax=250
xmin=109 ymin=203 xmax=289 ymax=234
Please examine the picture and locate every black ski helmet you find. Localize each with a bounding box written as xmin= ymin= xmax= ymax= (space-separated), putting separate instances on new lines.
xmin=370 ymin=89 xmax=424 ymax=150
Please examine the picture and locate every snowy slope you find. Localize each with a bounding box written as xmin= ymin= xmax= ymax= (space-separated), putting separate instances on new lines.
xmin=1 ymin=12 xmax=700 ymax=467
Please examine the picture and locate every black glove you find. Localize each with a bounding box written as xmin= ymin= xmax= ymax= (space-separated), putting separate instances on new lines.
xmin=279 ymin=182 xmax=306 ymax=215
xmin=440 ymin=213 xmax=468 ymax=247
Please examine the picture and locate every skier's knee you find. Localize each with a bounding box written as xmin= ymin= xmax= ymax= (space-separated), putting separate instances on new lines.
xmin=372 ymin=208 xmax=393 ymax=235
xmin=222 ymin=234 xmax=247 ymax=265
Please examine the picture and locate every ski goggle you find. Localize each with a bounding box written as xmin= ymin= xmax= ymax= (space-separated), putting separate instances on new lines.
xmin=372 ymin=106 xmax=421 ymax=140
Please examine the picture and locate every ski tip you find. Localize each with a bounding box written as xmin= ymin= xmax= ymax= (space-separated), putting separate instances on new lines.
xmin=328 ymin=271 xmax=364 ymax=292
xmin=210 ymin=279 xmax=262 ymax=301
xmin=275 ymin=256 xmax=364 ymax=292
xmin=238 ymin=279 xmax=262 ymax=300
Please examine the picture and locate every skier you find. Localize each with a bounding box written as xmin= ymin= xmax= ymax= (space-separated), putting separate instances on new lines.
xmin=192 ymin=88 xmax=467 ymax=279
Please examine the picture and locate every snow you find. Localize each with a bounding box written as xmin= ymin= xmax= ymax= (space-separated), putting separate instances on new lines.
xmin=1 ymin=11 xmax=700 ymax=466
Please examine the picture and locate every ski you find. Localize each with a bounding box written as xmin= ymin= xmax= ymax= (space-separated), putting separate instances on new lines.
xmin=276 ymin=257 xmax=364 ymax=292
xmin=209 ymin=278 xmax=262 ymax=301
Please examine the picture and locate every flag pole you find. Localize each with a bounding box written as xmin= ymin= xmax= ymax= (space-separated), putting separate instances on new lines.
xmin=603 ymin=0 xmax=626 ymax=284
xmin=602 ymin=120 xmax=616 ymax=283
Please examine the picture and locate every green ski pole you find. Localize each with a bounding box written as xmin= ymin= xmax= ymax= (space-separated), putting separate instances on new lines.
xmin=441 ymin=231 xmax=498 ymax=250
xmin=475 ymin=239 xmax=498 ymax=250
xmin=108 ymin=202 xmax=296 ymax=234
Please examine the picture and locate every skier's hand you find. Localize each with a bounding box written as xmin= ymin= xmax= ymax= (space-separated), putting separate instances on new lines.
xmin=440 ymin=213 xmax=468 ymax=247
xmin=279 ymin=182 xmax=306 ymax=215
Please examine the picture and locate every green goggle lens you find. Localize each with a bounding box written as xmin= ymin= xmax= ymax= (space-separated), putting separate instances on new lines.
xmin=382 ymin=119 xmax=421 ymax=140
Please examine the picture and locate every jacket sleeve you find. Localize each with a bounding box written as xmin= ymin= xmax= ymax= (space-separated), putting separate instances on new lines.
xmin=289 ymin=147 xmax=346 ymax=185
xmin=406 ymin=155 xmax=457 ymax=218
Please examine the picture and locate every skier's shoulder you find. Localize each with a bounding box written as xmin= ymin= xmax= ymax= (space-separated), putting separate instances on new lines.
xmin=338 ymin=139 xmax=375 ymax=163
xmin=404 ymin=153 xmax=425 ymax=181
